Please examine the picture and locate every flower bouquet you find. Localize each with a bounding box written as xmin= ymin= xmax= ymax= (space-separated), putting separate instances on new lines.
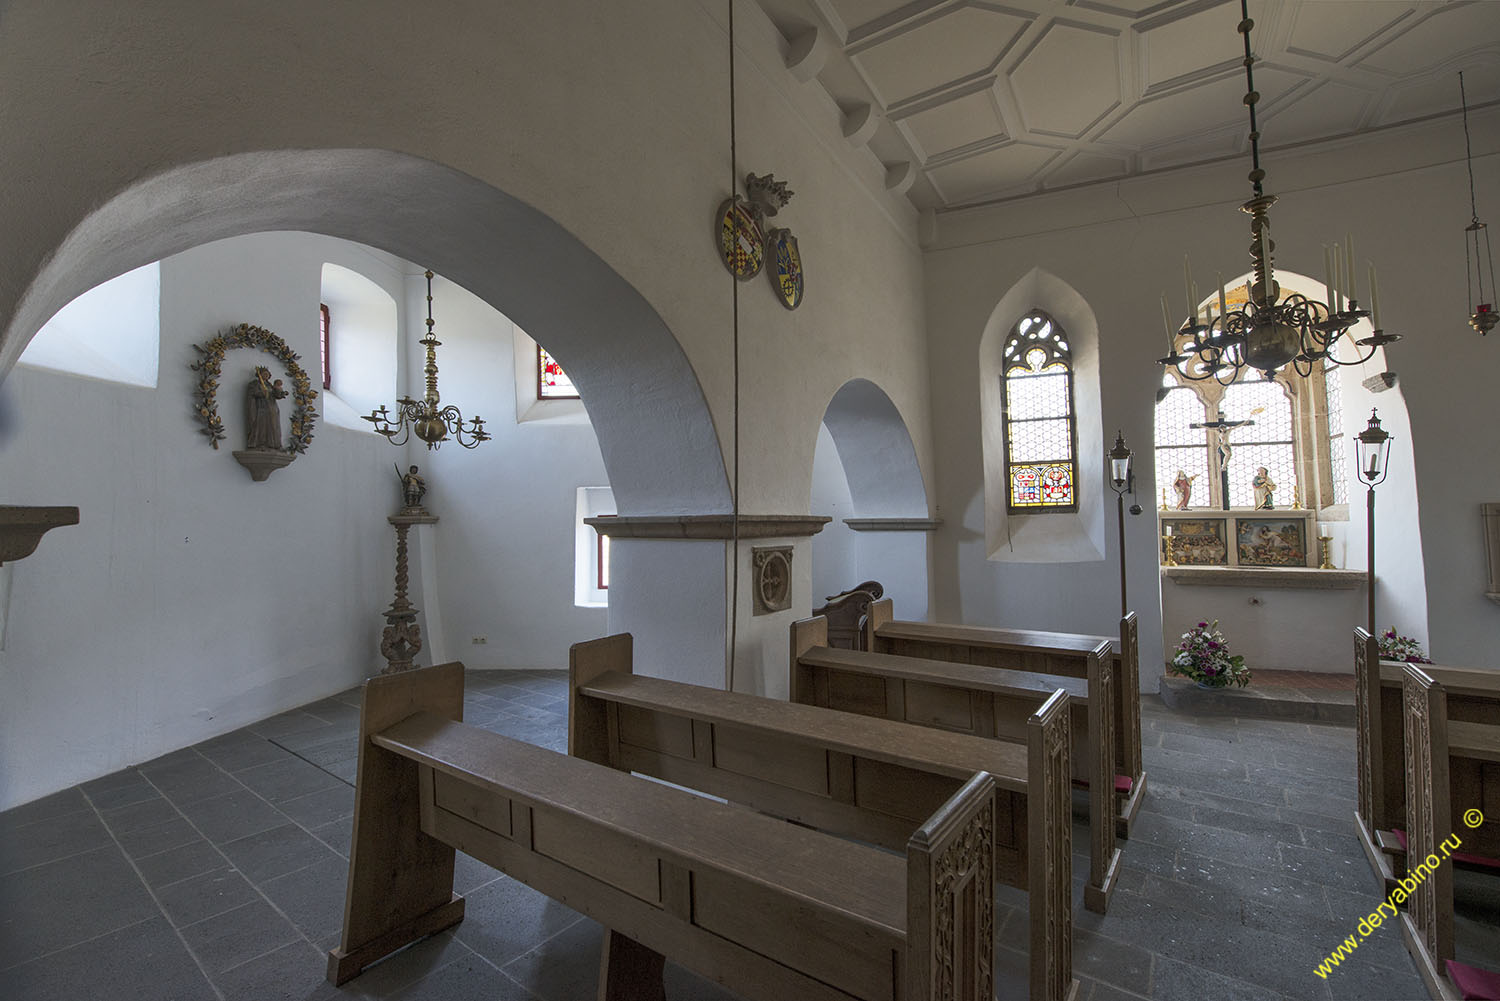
xmin=1378 ymin=628 xmax=1431 ymax=664
xmin=1169 ymin=620 xmax=1251 ymax=688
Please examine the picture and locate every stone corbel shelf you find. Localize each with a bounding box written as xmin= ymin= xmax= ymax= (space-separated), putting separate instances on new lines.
xmin=1163 ymin=565 xmax=1365 ymax=589
xmin=585 ymin=514 xmax=831 ymax=539
xmin=843 ymin=518 xmax=943 ymax=532
xmin=0 ymin=506 xmax=80 ymax=564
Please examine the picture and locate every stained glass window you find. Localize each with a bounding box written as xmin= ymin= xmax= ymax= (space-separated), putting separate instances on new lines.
xmin=1324 ymin=357 xmax=1348 ymax=505
xmin=1003 ymin=311 xmax=1077 ymax=512
xmin=537 ymin=345 xmax=578 ymax=400
xmin=1221 ymin=381 xmax=1296 ymax=508
xmin=319 ymin=303 xmax=331 ymax=391
xmin=1154 ymin=386 xmax=1209 ymax=508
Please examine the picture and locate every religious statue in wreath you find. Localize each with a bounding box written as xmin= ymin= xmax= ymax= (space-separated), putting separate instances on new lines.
xmin=245 ymin=366 xmax=289 ymax=451
xmin=1173 ymin=469 xmax=1197 ymax=510
xmin=1252 ymin=466 xmax=1276 ymax=510
xmin=190 ymin=323 xmax=317 ymax=481
xmin=397 ymin=463 xmax=427 ymax=513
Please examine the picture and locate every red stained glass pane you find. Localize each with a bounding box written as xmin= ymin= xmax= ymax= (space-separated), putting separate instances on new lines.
xmin=538 ymin=345 xmax=579 ymax=400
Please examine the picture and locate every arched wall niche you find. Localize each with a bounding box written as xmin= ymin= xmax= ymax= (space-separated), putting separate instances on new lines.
xmin=819 ymin=378 xmax=929 ymax=519
xmin=978 ymin=267 xmax=1106 ymax=563
xmin=810 ymin=377 xmax=933 ymax=619
xmin=0 ymin=149 xmax=731 ymax=517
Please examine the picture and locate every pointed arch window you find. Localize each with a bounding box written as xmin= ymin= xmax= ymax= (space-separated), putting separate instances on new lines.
xmin=1002 ymin=310 xmax=1078 ymax=513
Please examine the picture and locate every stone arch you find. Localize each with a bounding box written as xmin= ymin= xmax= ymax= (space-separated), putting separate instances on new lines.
xmin=0 ymin=149 xmax=730 ymax=516
xmin=810 ymin=377 xmax=932 ymax=618
xmin=979 ymin=267 xmax=1105 ymax=562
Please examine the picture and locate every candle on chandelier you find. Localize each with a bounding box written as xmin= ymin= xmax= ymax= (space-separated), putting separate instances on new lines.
xmin=1217 ymin=272 xmax=1227 ymax=321
xmin=1323 ymin=245 xmax=1333 ymax=308
xmin=1369 ymin=263 xmax=1381 ymax=329
xmin=1346 ymin=234 xmax=1357 ymax=302
xmin=1161 ymin=293 xmax=1174 ymax=346
xmin=1184 ymin=256 xmax=1193 ymax=320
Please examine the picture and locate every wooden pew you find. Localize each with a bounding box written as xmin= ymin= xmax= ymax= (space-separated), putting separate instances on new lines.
xmin=864 ymin=599 xmax=1145 ymax=839
xmin=327 ymin=662 xmax=1001 ymax=1000
xmin=813 ymin=581 xmax=884 ymax=650
xmin=794 ymin=616 xmax=1120 ymax=915
xmin=1354 ymin=626 xmax=1500 ymax=893
xmin=570 ymin=633 xmax=1079 ymax=1001
xmin=1399 ymin=664 xmax=1500 ymax=1001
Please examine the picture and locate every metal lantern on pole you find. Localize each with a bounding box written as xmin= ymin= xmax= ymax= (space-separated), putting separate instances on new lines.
xmin=1109 ymin=430 xmax=1133 ymax=619
xmin=1354 ymin=409 xmax=1393 ymax=634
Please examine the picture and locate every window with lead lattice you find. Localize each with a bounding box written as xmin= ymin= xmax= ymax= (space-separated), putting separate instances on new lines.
xmin=1002 ymin=310 xmax=1077 ymax=513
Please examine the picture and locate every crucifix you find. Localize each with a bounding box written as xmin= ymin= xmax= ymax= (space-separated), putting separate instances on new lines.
xmin=1190 ymin=409 xmax=1254 ymax=510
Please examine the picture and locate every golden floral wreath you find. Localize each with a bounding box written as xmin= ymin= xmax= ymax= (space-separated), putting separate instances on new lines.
xmin=189 ymin=323 xmax=318 ymax=453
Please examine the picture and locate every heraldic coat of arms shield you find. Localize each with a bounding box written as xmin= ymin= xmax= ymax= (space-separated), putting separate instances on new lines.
xmin=767 ymin=228 xmax=803 ymax=310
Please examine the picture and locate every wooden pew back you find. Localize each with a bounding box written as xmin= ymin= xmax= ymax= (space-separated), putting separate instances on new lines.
xmin=814 ymin=581 xmax=884 ymax=651
xmin=1400 ymin=665 xmax=1453 ymax=976
xmin=864 ymin=599 xmax=1144 ymax=804
xmin=570 ymin=632 xmax=1078 ymax=1001
xmin=331 ymin=662 xmax=1000 ymax=1001
xmin=794 ymin=616 xmax=1119 ymax=916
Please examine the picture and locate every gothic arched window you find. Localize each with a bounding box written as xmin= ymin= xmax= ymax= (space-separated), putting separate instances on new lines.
xmin=1002 ymin=310 xmax=1078 ymax=513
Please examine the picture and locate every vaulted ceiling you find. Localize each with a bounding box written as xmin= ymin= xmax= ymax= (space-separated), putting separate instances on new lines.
xmin=751 ymin=0 xmax=1500 ymax=210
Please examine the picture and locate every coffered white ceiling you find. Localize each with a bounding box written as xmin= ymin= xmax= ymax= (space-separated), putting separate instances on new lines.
xmin=752 ymin=0 xmax=1500 ymax=210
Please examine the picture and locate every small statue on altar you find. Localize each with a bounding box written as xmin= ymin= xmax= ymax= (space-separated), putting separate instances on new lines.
xmin=1173 ymin=469 xmax=1197 ymax=510
xmin=1252 ymin=466 xmax=1276 ymax=510
xmin=396 ymin=463 xmax=427 ymax=511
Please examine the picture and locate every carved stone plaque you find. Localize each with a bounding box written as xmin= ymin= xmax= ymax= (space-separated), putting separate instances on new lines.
xmin=751 ymin=546 xmax=793 ymax=615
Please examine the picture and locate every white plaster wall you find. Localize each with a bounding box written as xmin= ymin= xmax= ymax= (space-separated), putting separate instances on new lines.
xmin=0 ymin=0 xmax=937 ymax=699
xmin=1161 ymin=585 xmax=1367 ymax=673
xmin=927 ymin=109 xmax=1500 ymax=679
xmin=0 ymin=232 xmax=398 ymax=810
xmin=0 ymin=0 xmax=934 ymax=524
xmin=810 ymin=423 xmax=858 ymax=602
xmin=855 ymin=532 xmax=931 ymax=622
xmin=404 ymin=276 xmax=610 ymax=669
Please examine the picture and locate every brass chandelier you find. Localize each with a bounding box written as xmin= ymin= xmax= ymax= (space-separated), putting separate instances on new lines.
xmin=1160 ymin=0 xmax=1398 ymax=384
xmin=363 ymin=270 xmax=490 ymax=449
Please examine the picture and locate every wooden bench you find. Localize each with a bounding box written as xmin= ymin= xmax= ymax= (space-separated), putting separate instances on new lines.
xmin=1398 ymin=664 xmax=1500 ymax=1001
xmin=1354 ymin=626 xmax=1500 ymax=893
xmin=327 ymin=662 xmax=1002 ymax=1000
xmin=793 ymin=616 xmax=1120 ymax=915
xmin=813 ymin=581 xmax=884 ymax=650
xmin=863 ymin=600 xmax=1145 ymax=839
xmin=569 ymin=633 xmax=1079 ymax=1001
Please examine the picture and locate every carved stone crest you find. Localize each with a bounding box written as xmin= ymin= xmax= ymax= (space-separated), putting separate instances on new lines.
xmin=750 ymin=546 xmax=793 ymax=615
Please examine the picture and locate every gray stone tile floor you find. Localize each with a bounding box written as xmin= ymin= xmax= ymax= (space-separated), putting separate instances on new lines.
xmin=2 ymin=671 xmax=1495 ymax=1000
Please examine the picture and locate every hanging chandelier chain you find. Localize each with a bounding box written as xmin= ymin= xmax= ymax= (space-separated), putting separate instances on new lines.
xmin=1461 ymin=71 xmax=1480 ymax=225
xmin=1158 ymin=0 xmax=1400 ymax=379
xmin=1238 ymin=0 xmax=1264 ymax=198
xmin=422 ymin=270 xmax=441 ymax=408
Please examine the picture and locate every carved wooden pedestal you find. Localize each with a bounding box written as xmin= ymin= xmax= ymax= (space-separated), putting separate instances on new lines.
xmin=381 ymin=509 xmax=438 ymax=674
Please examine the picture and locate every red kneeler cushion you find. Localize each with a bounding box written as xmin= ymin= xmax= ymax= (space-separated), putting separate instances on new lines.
xmin=1114 ymin=774 xmax=1133 ymax=793
xmin=1391 ymin=828 xmax=1500 ymax=871
xmin=1446 ymin=960 xmax=1500 ymax=1000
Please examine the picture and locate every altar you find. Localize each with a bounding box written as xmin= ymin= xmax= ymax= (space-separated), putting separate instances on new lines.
xmin=1159 ymin=508 xmax=1320 ymax=568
